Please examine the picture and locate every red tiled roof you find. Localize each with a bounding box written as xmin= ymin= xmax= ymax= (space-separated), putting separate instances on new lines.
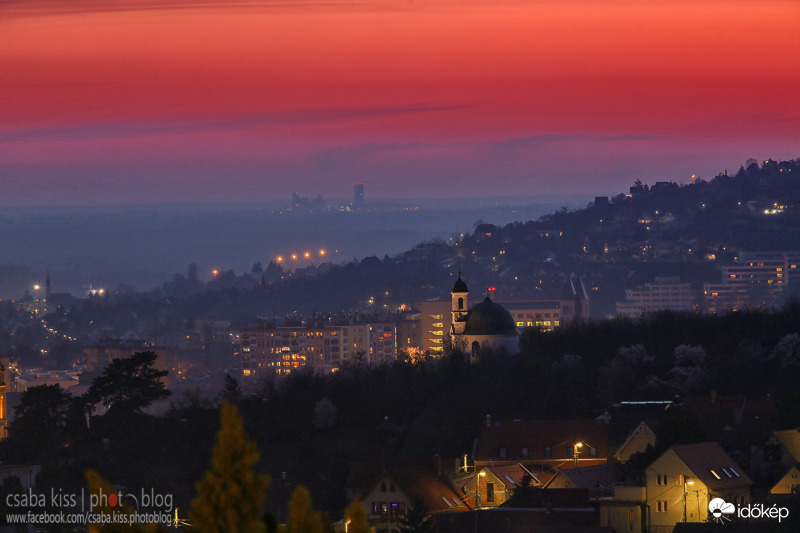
xmin=352 ymin=457 xmax=473 ymax=514
xmin=475 ymin=419 xmax=609 ymax=463
xmin=670 ymin=442 xmax=753 ymax=491
xmin=485 ymin=464 xmax=539 ymax=488
xmin=551 ymin=464 xmax=622 ymax=489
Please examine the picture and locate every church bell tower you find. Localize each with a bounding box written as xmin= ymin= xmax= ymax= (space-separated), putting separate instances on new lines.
xmin=451 ymin=270 xmax=469 ymax=334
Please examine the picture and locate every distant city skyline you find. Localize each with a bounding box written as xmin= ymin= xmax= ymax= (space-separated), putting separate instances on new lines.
xmin=1 ymin=0 xmax=799 ymax=206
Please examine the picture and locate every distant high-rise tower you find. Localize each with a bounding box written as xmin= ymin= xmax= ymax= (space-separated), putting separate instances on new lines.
xmin=354 ymin=182 xmax=365 ymax=206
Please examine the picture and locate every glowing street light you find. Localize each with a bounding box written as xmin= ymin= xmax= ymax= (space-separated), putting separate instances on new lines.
xmin=304 ymin=251 xmax=311 ymax=258
xmin=212 ymin=269 xmax=219 ymax=277
xmin=277 ymin=256 xmax=284 ymax=263
xmin=319 ymin=249 xmax=326 ymax=256
xmin=574 ymin=441 xmax=584 ymax=466
xmin=291 ymin=254 xmax=298 ymax=260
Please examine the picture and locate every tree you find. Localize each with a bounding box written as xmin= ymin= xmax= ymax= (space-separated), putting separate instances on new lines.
xmin=190 ymin=402 xmax=270 ymax=533
xmin=83 ymin=351 xmax=170 ymax=417
xmin=398 ymin=498 xmax=436 ymax=533
xmin=313 ymin=398 xmax=337 ymax=430
xmin=286 ymin=485 xmax=325 ymax=533
xmin=398 ymin=347 xmax=426 ymax=365
xmin=771 ymin=333 xmax=800 ymax=368
xmin=221 ymin=374 xmax=242 ymax=404
xmin=668 ymin=345 xmax=712 ymax=395
xmin=2 ymin=384 xmax=71 ymax=462
xmin=343 ymin=500 xmax=369 ymax=533
xmin=598 ymin=344 xmax=654 ymax=405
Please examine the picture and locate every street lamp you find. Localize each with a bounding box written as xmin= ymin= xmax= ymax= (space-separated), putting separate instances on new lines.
xmin=474 ymin=469 xmax=486 ymax=533
xmin=574 ymin=442 xmax=583 ymax=467
xmin=345 ymin=519 xmax=351 ymax=532
xmin=684 ymin=477 xmax=694 ymax=522
xmin=475 ymin=470 xmax=486 ymax=508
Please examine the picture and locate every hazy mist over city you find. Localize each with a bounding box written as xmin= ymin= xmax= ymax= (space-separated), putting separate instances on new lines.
xmin=0 ymin=195 xmax=589 ymax=297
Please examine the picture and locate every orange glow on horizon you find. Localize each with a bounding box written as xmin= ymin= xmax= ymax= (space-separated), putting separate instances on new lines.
xmin=1 ymin=0 xmax=799 ymax=204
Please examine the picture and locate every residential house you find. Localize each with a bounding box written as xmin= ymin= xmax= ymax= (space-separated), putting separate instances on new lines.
xmin=600 ymin=442 xmax=752 ymax=533
xmin=474 ymin=418 xmax=609 ymax=485
xmin=348 ymin=457 xmax=471 ymax=532
xmin=607 ymin=400 xmax=674 ymax=462
xmin=769 ymin=465 xmax=800 ymax=495
xmin=682 ymin=392 xmax=776 ymax=466
xmin=544 ymin=464 xmax=622 ymax=498
xmin=750 ymin=428 xmax=800 ymax=488
xmin=455 ymin=463 xmax=538 ymax=508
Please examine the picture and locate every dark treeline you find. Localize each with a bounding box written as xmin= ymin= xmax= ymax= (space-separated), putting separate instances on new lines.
xmin=5 ymin=304 xmax=800 ymax=520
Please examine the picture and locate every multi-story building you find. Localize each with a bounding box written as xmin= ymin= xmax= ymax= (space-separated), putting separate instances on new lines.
xmin=722 ymin=251 xmax=800 ymax=287
xmin=411 ymin=275 xmax=589 ymax=353
xmin=415 ymin=301 xmax=452 ymax=354
xmin=616 ymin=277 xmax=694 ymax=317
xmin=354 ymin=182 xmax=365 ymax=206
xmin=239 ymin=318 xmax=396 ymax=383
xmin=502 ymin=301 xmax=562 ymax=331
xmin=82 ymin=339 xmax=168 ymax=378
xmin=702 ymin=251 xmax=800 ymax=313
xmin=702 ymin=283 xmax=750 ymax=314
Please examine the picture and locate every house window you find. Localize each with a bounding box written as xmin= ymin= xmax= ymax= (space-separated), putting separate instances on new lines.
xmin=389 ymin=483 xmax=396 ymax=492
xmin=628 ymin=510 xmax=634 ymax=530
xmin=391 ymin=502 xmax=405 ymax=517
xmin=543 ymin=446 xmax=552 ymax=458
xmin=499 ymin=447 xmax=507 ymax=459
xmin=567 ymin=446 xmax=574 ymax=457
xmin=381 ymin=482 xmax=387 ymax=492
xmin=522 ymin=447 xmax=529 ymax=458
xmin=657 ymin=501 xmax=668 ymax=512
xmin=458 ymin=297 xmax=464 ymax=310
xmin=486 ymin=482 xmax=495 ymax=503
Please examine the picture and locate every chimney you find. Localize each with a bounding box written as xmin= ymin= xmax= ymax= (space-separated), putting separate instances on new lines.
xmin=486 ymin=414 xmax=492 ymax=427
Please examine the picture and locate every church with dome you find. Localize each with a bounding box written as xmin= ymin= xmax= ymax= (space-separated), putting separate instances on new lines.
xmin=449 ymin=272 xmax=519 ymax=359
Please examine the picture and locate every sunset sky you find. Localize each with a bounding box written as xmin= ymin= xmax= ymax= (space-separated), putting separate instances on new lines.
xmin=2 ymin=0 xmax=799 ymax=206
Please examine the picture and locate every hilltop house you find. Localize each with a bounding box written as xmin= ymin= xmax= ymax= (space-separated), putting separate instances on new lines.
xmin=600 ymin=442 xmax=752 ymax=533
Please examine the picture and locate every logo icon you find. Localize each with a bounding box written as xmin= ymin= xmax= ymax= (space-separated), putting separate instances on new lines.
xmin=709 ymin=497 xmax=735 ymax=523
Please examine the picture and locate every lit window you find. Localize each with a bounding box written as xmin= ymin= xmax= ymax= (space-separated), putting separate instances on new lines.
xmin=710 ymin=470 xmax=721 ymax=479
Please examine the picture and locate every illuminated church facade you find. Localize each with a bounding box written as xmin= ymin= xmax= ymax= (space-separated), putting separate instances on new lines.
xmin=449 ymin=272 xmax=520 ymax=359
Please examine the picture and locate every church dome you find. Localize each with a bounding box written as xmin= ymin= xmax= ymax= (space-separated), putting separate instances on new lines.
xmin=462 ymin=296 xmax=518 ymax=336
xmin=452 ymin=272 xmax=469 ymax=293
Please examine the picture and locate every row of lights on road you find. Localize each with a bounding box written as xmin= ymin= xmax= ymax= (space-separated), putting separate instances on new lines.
xmin=210 ymin=249 xmax=337 ymax=278
xmin=276 ymin=249 xmax=331 ymax=263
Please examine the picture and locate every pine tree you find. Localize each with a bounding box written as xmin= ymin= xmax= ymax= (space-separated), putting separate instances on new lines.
xmin=343 ymin=500 xmax=369 ymax=533
xmin=286 ymin=485 xmax=324 ymax=533
xmin=190 ymin=402 xmax=269 ymax=533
